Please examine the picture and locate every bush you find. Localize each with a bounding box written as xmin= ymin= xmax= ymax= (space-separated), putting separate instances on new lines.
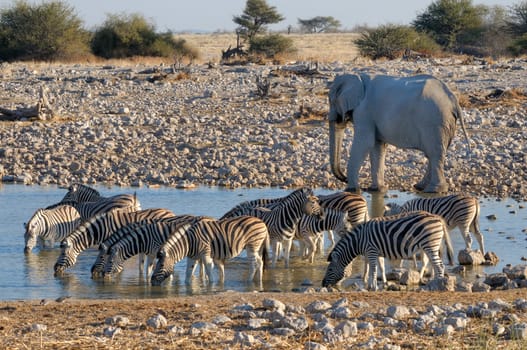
xmin=91 ymin=13 xmax=199 ymax=62
xmin=249 ymin=34 xmax=295 ymax=58
xmin=355 ymin=24 xmax=440 ymax=59
xmin=0 ymin=1 xmax=90 ymax=61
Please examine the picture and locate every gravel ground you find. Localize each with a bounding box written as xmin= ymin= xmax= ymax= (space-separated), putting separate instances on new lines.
xmin=0 ymin=56 xmax=526 ymax=201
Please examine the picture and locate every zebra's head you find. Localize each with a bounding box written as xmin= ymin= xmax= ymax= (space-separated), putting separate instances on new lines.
xmin=383 ymin=203 xmax=403 ymax=216
xmin=322 ymin=251 xmax=346 ymax=287
xmin=24 ymin=209 xmax=45 ymax=253
xmin=303 ymin=194 xmax=323 ymax=218
xmin=151 ymin=248 xmax=173 ymax=286
xmin=53 ymin=238 xmax=76 ymax=276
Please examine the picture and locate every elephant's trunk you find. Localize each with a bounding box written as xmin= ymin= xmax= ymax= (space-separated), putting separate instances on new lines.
xmin=329 ymin=121 xmax=347 ymax=182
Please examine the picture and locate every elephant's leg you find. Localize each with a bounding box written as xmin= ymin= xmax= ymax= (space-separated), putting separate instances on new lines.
xmin=369 ymin=142 xmax=388 ymax=192
xmin=347 ymin=132 xmax=374 ymax=192
xmin=423 ymin=154 xmax=448 ymax=193
xmin=414 ymin=160 xmax=430 ymax=191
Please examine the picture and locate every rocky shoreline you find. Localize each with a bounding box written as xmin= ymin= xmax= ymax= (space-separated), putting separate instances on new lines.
xmin=0 ymin=57 xmax=526 ymax=202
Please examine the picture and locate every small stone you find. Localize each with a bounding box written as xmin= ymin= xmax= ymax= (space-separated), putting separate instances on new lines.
xmin=146 ymin=314 xmax=167 ymax=329
xmin=386 ymin=305 xmax=410 ymax=319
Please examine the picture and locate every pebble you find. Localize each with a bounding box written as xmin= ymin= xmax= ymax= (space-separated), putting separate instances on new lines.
xmin=0 ymin=59 xmax=526 ymax=201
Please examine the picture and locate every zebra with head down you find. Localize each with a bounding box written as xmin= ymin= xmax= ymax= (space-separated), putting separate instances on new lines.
xmin=151 ymin=215 xmax=269 ymax=286
xmin=93 ymin=214 xmax=209 ymax=279
xmin=53 ymin=208 xmax=176 ymax=276
xmin=24 ymin=204 xmax=81 ymax=253
xmin=322 ymin=211 xmax=453 ymax=291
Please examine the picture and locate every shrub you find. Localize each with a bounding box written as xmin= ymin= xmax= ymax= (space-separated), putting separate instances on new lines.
xmin=355 ymin=24 xmax=440 ymax=59
xmin=91 ymin=13 xmax=199 ymax=62
xmin=508 ymin=33 xmax=527 ymax=56
xmin=249 ymin=34 xmax=295 ymax=58
xmin=0 ymin=0 xmax=90 ymax=61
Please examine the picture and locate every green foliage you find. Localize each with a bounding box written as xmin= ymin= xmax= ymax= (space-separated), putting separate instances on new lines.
xmin=233 ymin=0 xmax=284 ymax=41
xmin=298 ymin=16 xmax=341 ymax=33
xmin=0 ymin=0 xmax=90 ymax=61
xmin=413 ymin=0 xmax=486 ymax=50
xmin=249 ymin=34 xmax=294 ymax=58
xmin=355 ymin=24 xmax=440 ymax=59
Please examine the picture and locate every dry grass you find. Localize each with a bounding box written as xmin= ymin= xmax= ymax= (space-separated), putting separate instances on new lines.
xmin=176 ymin=32 xmax=360 ymax=64
xmin=1 ymin=290 xmax=526 ymax=349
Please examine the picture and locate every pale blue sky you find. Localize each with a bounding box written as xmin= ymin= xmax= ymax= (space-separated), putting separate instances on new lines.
xmin=0 ymin=0 xmax=520 ymax=32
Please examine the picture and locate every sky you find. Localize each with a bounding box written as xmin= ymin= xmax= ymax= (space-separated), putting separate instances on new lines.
xmin=0 ymin=0 xmax=520 ymax=32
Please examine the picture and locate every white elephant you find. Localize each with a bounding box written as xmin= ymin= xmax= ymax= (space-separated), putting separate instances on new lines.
xmin=328 ymin=73 xmax=470 ymax=193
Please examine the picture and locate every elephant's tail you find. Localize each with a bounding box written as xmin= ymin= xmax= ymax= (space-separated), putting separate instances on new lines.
xmin=454 ymin=99 xmax=471 ymax=157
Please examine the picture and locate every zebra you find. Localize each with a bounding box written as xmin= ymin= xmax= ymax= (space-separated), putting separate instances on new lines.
xmin=59 ymin=183 xmax=136 ymax=206
xmin=384 ymin=194 xmax=484 ymax=254
xmin=151 ymin=215 xmax=269 ymax=286
xmin=234 ymin=188 xmax=323 ymax=268
xmin=93 ymin=214 xmax=209 ymax=278
xmin=295 ymin=208 xmax=350 ymax=263
xmin=220 ymin=197 xmax=283 ymax=219
xmin=316 ymin=191 xmax=369 ymax=250
xmin=24 ymin=204 xmax=81 ymax=253
xmin=53 ymin=208 xmax=175 ymax=276
xmin=47 ymin=183 xmax=141 ymax=221
xmin=322 ymin=211 xmax=453 ymax=291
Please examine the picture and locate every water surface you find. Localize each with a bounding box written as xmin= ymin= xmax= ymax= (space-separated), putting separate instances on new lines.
xmin=1 ymin=184 xmax=525 ymax=301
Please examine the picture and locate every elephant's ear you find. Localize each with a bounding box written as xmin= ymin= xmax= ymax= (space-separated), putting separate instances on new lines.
xmin=329 ymin=74 xmax=365 ymax=122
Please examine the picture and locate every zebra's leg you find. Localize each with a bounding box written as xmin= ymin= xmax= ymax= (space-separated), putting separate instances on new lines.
xmin=146 ymin=254 xmax=156 ymax=277
xmin=282 ymin=238 xmax=293 ymax=268
xmin=185 ymin=257 xmax=199 ymax=284
xmin=246 ymin=249 xmax=258 ymax=282
xmin=459 ymin=226 xmax=473 ymax=251
xmin=138 ymin=253 xmax=146 ymax=276
xmin=378 ymin=256 xmax=386 ymax=286
xmin=425 ymin=250 xmax=444 ymax=278
xmin=419 ymin=252 xmax=431 ymax=280
xmin=367 ymin=256 xmax=378 ymax=291
xmin=203 ymin=256 xmax=214 ymax=285
xmin=326 ymin=230 xmax=335 ymax=250
xmin=271 ymin=239 xmax=281 ymax=268
xmin=214 ymin=259 xmax=225 ymax=284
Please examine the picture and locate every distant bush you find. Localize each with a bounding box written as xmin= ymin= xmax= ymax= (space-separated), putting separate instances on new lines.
xmin=0 ymin=1 xmax=90 ymax=61
xmin=91 ymin=13 xmax=199 ymax=62
xmin=249 ymin=34 xmax=295 ymax=58
xmin=355 ymin=25 xmax=440 ymax=59
xmin=508 ymin=33 xmax=527 ymax=56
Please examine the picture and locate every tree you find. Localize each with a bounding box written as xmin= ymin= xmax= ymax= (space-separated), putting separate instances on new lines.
xmin=0 ymin=0 xmax=89 ymax=61
xmin=505 ymin=1 xmax=527 ymax=37
xmin=298 ymin=16 xmax=341 ymax=33
xmin=412 ymin=0 xmax=486 ymax=50
xmin=233 ymin=0 xmax=284 ymax=42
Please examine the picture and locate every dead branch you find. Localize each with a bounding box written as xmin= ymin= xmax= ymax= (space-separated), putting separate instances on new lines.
xmin=0 ymin=86 xmax=55 ymax=121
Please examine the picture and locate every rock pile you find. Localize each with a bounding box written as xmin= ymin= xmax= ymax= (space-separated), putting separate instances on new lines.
xmin=0 ymin=57 xmax=526 ymax=200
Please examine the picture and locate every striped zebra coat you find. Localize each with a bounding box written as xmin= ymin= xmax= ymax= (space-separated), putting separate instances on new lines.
xmin=316 ymin=191 xmax=369 ymax=250
xmin=93 ymin=215 xmax=208 ymax=278
xmin=232 ymin=188 xmax=323 ymax=268
xmin=151 ymin=215 xmax=269 ymax=286
xmin=48 ymin=183 xmax=141 ymax=220
xmin=322 ymin=211 xmax=453 ymax=291
xmin=24 ymin=204 xmax=81 ymax=253
xmin=384 ymin=194 xmax=484 ymax=254
xmin=295 ymin=208 xmax=350 ymax=263
xmin=60 ymin=183 xmax=137 ymax=206
xmin=54 ymin=208 xmax=175 ymax=276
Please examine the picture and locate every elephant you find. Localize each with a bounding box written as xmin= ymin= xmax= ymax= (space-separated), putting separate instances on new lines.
xmin=328 ymin=73 xmax=470 ymax=193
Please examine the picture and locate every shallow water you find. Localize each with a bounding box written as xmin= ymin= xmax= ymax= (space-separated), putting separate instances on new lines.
xmin=0 ymin=184 xmax=525 ymax=301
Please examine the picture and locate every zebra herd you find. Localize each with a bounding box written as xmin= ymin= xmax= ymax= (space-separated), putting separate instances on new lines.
xmin=23 ymin=183 xmax=484 ymax=290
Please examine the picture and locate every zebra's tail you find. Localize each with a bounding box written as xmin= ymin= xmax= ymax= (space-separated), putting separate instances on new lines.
xmin=441 ymin=219 xmax=454 ymax=266
xmin=262 ymin=235 xmax=270 ymax=270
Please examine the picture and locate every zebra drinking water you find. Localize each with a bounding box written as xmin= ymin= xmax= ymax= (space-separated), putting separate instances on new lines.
xmin=24 ymin=204 xmax=82 ymax=253
xmin=322 ymin=211 xmax=453 ymax=291
xmin=151 ymin=215 xmax=269 ymax=286
xmin=384 ymin=194 xmax=484 ymax=254
xmin=53 ymin=208 xmax=175 ymax=276
xmin=94 ymin=215 xmax=209 ymax=278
